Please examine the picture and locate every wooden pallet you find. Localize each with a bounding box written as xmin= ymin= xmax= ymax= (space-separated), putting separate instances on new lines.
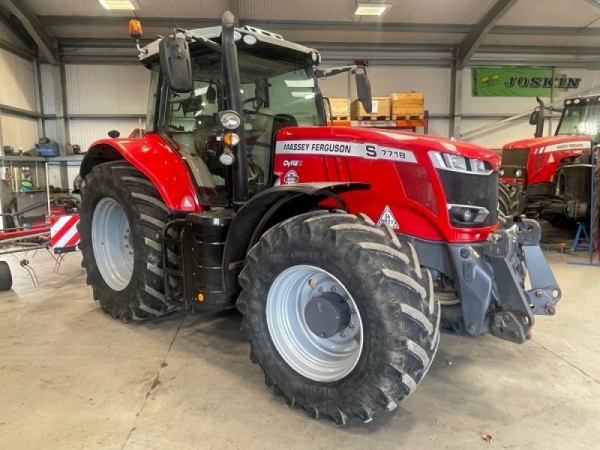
xmin=354 ymin=115 xmax=390 ymax=121
xmin=393 ymin=114 xmax=424 ymax=121
xmin=332 ymin=115 xmax=350 ymax=121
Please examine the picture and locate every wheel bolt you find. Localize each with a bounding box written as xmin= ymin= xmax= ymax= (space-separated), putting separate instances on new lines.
xmin=318 ymin=287 xmax=324 ymax=293
xmin=330 ymin=286 xmax=336 ymax=292
xmin=344 ymin=294 xmax=349 ymax=300
xmin=350 ymin=308 xmax=356 ymax=315
xmin=349 ymin=323 xmax=355 ymax=329
xmin=320 ymin=332 xmax=326 ymax=338
xmin=340 ymin=331 xmax=346 ymax=337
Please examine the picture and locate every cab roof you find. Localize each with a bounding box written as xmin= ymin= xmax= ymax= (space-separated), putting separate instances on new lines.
xmin=140 ymin=25 xmax=321 ymax=69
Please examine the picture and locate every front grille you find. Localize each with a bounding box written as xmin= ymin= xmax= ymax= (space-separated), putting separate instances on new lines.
xmin=561 ymin=165 xmax=592 ymax=200
xmin=501 ymin=148 xmax=530 ymax=168
xmin=438 ymin=170 xmax=499 ymax=227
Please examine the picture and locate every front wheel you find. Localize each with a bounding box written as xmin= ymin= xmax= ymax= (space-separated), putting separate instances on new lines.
xmin=237 ymin=211 xmax=440 ymax=424
xmin=79 ymin=161 xmax=174 ymax=321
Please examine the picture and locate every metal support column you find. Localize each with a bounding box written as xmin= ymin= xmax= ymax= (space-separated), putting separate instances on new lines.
xmin=58 ymin=62 xmax=70 ymax=189
xmin=549 ymin=67 xmax=556 ymax=136
xmin=450 ymin=63 xmax=463 ymax=139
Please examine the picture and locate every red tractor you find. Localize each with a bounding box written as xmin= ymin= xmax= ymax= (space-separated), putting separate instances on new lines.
xmin=499 ymin=96 xmax=595 ymax=226
xmin=78 ymin=13 xmax=561 ymax=424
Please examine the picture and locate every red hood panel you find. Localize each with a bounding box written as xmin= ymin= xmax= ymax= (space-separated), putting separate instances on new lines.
xmin=503 ymin=135 xmax=590 ymax=150
xmin=277 ymin=126 xmax=500 ymax=165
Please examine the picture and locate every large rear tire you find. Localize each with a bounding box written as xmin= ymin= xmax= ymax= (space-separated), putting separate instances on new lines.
xmin=0 ymin=261 xmax=12 ymax=291
xmin=237 ymin=211 xmax=440 ymax=424
xmin=499 ymin=180 xmax=522 ymax=217
xmin=79 ymin=161 xmax=174 ymax=321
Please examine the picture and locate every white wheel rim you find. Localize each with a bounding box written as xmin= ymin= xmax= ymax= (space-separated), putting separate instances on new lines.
xmin=91 ymin=198 xmax=134 ymax=291
xmin=266 ymin=265 xmax=364 ymax=382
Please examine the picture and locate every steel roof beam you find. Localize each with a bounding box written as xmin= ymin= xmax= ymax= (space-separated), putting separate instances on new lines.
xmin=0 ymin=0 xmax=57 ymax=64
xmin=0 ymin=7 xmax=34 ymax=48
xmin=456 ymin=0 xmax=519 ymax=70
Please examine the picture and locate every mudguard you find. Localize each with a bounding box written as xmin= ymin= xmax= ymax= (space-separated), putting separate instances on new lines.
xmin=80 ymin=134 xmax=201 ymax=212
xmin=221 ymin=182 xmax=370 ymax=299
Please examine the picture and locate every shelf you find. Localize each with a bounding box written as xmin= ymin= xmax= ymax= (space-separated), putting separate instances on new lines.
xmin=46 ymin=155 xmax=85 ymax=163
xmin=0 ymin=155 xmax=85 ymax=163
xmin=0 ymin=155 xmax=46 ymax=163
xmin=333 ymin=119 xmax=427 ymax=128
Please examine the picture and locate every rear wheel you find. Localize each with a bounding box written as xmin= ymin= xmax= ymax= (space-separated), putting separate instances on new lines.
xmin=237 ymin=211 xmax=440 ymax=424
xmin=0 ymin=261 xmax=12 ymax=291
xmin=79 ymin=161 xmax=174 ymax=321
xmin=499 ymin=180 xmax=522 ymax=217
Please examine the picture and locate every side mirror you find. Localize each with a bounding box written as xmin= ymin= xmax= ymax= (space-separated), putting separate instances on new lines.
xmin=108 ymin=130 xmax=120 ymax=138
xmin=159 ymin=35 xmax=193 ymax=93
xmin=529 ymin=110 xmax=539 ymax=126
xmin=355 ymin=68 xmax=372 ymax=114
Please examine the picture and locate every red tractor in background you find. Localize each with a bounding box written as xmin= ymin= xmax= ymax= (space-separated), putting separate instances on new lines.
xmin=499 ymin=96 xmax=596 ymax=228
xmin=77 ymin=12 xmax=561 ymax=425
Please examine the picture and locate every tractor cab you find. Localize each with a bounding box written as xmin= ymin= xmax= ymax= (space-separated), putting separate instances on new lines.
xmin=139 ymin=24 xmax=368 ymax=207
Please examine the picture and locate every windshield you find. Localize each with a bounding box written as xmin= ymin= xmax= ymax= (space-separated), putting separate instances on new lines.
xmin=556 ymin=102 xmax=600 ymax=142
xmin=161 ymin=50 xmax=323 ymax=205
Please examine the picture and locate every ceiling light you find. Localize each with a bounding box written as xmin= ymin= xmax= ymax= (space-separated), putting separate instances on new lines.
xmin=354 ymin=2 xmax=391 ymax=16
xmin=99 ymin=0 xmax=139 ymax=10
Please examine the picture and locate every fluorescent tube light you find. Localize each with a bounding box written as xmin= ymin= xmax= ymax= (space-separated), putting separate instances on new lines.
xmin=100 ymin=0 xmax=139 ymax=10
xmin=354 ymin=3 xmax=391 ymax=16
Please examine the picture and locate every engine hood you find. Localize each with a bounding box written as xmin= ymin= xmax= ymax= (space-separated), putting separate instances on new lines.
xmin=277 ymin=126 xmax=500 ymax=165
xmin=503 ymin=135 xmax=591 ymax=151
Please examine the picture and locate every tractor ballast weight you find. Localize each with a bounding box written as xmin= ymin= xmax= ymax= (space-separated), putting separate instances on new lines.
xmin=78 ymin=12 xmax=562 ymax=424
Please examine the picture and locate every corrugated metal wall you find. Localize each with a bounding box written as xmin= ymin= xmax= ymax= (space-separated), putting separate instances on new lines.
xmin=0 ymin=49 xmax=36 ymax=111
xmin=65 ymin=65 xmax=150 ymax=114
xmin=40 ymin=64 xmax=58 ymax=114
xmin=70 ymin=119 xmax=146 ymax=150
xmin=0 ymin=48 xmax=39 ymax=151
xmin=0 ymin=114 xmax=39 ymax=150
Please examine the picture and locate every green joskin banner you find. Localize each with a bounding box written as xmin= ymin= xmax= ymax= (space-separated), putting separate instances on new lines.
xmin=471 ymin=67 xmax=582 ymax=97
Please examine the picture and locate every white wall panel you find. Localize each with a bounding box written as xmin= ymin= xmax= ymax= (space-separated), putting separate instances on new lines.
xmin=318 ymin=73 xmax=350 ymax=100
xmin=70 ymin=119 xmax=145 ymax=151
xmin=1 ymin=115 xmax=39 ymax=150
xmin=0 ymin=49 xmax=36 ymax=111
xmin=65 ymin=65 xmax=150 ymax=115
xmin=461 ymin=118 xmax=537 ymax=149
xmin=40 ymin=64 xmax=59 ymax=114
xmin=428 ymin=119 xmax=450 ymax=139
xmin=43 ymin=119 xmax=59 ymax=142
xmin=352 ymin=67 xmax=451 ymax=114
xmin=47 ymin=163 xmax=80 ymax=190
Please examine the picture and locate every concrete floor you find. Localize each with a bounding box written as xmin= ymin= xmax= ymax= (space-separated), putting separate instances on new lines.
xmin=1 ymin=246 xmax=599 ymax=450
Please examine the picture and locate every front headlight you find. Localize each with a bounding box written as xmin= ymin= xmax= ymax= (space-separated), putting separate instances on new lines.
xmin=430 ymin=151 xmax=492 ymax=174
xmin=219 ymin=110 xmax=241 ymax=130
xmin=443 ymin=154 xmax=467 ymax=171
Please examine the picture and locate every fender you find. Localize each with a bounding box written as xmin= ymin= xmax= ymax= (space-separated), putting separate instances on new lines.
xmin=221 ymin=182 xmax=370 ymax=299
xmin=80 ymin=133 xmax=201 ymax=212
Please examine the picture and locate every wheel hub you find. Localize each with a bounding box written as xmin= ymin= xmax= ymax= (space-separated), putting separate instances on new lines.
xmin=266 ymin=265 xmax=364 ymax=382
xmin=304 ymin=292 xmax=351 ymax=338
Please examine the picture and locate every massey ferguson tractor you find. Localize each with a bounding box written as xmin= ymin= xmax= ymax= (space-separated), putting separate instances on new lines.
xmin=78 ymin=12 xmax=561 ymax=425
xmin=499 ymin=96 xmax=596 ymax=226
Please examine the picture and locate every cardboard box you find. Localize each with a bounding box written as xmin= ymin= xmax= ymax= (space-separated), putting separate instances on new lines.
xmin=66 ymin=144 xmax=81 ymax=155
xmin=329 ymin=98 xmax=351 ymax=117
xmin=350 ymin=97 xmax=390 ymax=119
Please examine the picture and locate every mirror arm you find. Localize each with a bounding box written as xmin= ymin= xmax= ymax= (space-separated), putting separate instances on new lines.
xmin=315 ymin=65 xmax=357 ymax=78
xmin=186 ymin=32 xmax=222 ymax=53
